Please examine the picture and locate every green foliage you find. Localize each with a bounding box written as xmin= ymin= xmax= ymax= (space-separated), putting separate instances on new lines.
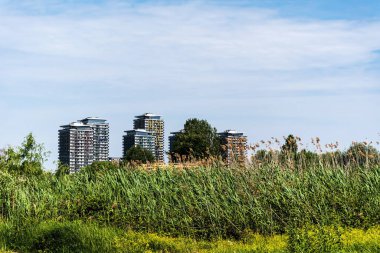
xmin=0 ymin=221 xmax=117 ymax=252
xmin=81 ymin=161 xmax=121 ymax=174
xmin=345 ymin=142 xmax=379 ymax=167
xmin=281 ymin=135 xmax=298 ymax=162
xmin=281 ymin=135 xmax=298 ymax=153
xmin=0 ymin=133 xmax=48 ymax=175
xmin=170 ymin=118 xmax=221 ymax=162
xmin=124 ymin=145 xmax=155 ymax=164
xmin=55 ymin=163 xmax=70 ymax=177
xmin=115 ymin=230 xmax=287 ymax=253
xmin=254 ymin=150 xmax=280 ymax=165
xmin=298 ymin=149 xmax=319 ymax=167
xmin=287 ymin=225 xmax=342 ymax=253
xmin=252 ymin=138 xmax=379 ymax=169
xmin=0 ymin=164 xmax=379 ymax=240
xmin=1 ymin=134 xmax=380 ymax=251
xmin=0 ymin=220 xmax=379 ymax=252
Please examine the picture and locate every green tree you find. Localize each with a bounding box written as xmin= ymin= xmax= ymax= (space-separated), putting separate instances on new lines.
xmin=282 ymin=135 xmax=298 ymax=154
xmin=345 ymin=142 xmax=378 ymax=167
xmin=82 ymin=161 xmax=121 ymax=174
xmin=55 ymin=162 xmax=70 ymax=177
xmin=281 ymin=134 xmax=299 ymax=164
xmin=124 ymin=146 xmax=155 ymax=164
xmin=170 ymin=118 xmax=221 ymax=162
xmin=254 ymin=149 xmax=268 ymax=162
xmin=299 ymin=149 xmax=319 ymax=167
xmin=0 ymin=133 xmax=48 ymax=175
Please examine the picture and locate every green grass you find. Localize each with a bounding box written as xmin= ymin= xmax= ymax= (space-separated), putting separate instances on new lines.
xmin=0 ymin=220 xmax=379 ymax=252
xmin=1 ymin=165 xmax=380 ymax=239
xmin=0 ymin=162 xmax=379 ymax=251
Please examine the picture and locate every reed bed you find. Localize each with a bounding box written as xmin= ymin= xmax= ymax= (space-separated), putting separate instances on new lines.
xmin=0 ymin=162 xmax=379 ymax=240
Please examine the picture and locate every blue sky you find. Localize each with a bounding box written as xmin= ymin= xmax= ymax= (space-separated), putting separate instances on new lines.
xmin=0 ymin=0 xmax=379 ymax=169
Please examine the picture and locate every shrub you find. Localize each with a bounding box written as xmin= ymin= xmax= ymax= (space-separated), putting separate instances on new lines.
xmin=124 ymin=146 xmax=155 ymax=164
xmin=1 ymin=221 xmax=117 ymax=253
xmin=287 ymin=225 xmax=342 ymax=253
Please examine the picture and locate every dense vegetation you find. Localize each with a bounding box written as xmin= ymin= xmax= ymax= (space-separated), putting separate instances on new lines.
xmin=169 ymin=118 xmax=221 ymax=163
xmin=0 ymin=134 xmax=379 ymax=252
xmin=0 ymin=221 xmax=379 ymax=252
xmin=124 ymin=146 xmax=155 ymax=164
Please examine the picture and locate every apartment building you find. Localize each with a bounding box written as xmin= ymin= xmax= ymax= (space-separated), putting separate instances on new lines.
xmin=58 ymin=117 xmax=109 ymax=172
xmin=218 ymin=130 xmax=248 ymax=165
xmin=168 ymin=130 xmax=184 ymax=163
xmin=122 ymin=129 xmax=156 ymax=158
xmin=133 ymin=113 xmax=164 ymax=162
xmin=81 ymin=117 xmax=109 ymax=161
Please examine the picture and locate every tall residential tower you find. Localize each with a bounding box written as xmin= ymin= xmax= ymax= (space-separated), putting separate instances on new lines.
xmin=123 ymin=129 xmax=156 ymax=159
xmin=218 ymin=130 xmax=247 ymax=165
xmin=168 ymin=130 xmax=184 ymax=163
xmin=58 ymin=117 xmax=109 ymax=172
xmin=133 ymin=113 xmax=164 ymax=162
xmin=81 ymin=117 xmax=109 ymax=161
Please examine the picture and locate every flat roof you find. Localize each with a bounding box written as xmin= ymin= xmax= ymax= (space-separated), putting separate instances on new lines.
xmin=60 ymin=122 xmax=92 ymax=128
xmin=82 ymin=117 xmax=105 ymax=120
xmin=135 ymin=113 xmax=162 ymax=118
xmin=124 ymin=129 xmax=155 ymax=134
xmin=218 ymin=130 xmax=246 ymax=136
xmin=170 ymin=129 xmax=185 ymax=135
xmin=81 ymin=117 xmax=107 ymax=122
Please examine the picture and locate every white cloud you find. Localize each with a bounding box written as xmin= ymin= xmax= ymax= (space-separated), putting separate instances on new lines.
xmin=1 ymin=3 xmax=380 ymax=69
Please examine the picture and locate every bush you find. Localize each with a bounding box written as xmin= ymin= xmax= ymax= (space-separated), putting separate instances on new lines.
xmin=124 ymin=146 xmax=155 ymax=164
xmin=345 ymin=142 xmax=379 ymax=167
xmin=0 ymin=133 xmax=48 ymax=176
xmin=0 ymin=221 xmax=117 ymax=253
xmin=287 ymin=225 xmax=342 ymax=253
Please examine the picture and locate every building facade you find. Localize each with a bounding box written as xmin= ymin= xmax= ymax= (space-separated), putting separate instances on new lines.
xmin=123 ymin=129 xmax=156 ymax=158
xmin=81 ymin=117 xmax=109 ymax=161
xmin=58 ymin=117 xmax=109 ymax=173
xmin=218 ymin=130 xmax=248 ymax=165
xmin=168 ymin=130 xmax=184 ymax=163
xmin=133 ymin=113 xmax=165 ymax=162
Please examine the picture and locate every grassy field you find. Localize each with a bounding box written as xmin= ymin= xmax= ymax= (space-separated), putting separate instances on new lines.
xmin=0 ymin=220 xmax=379 ymax=252
xmin=0 ymin=162 xmax=379 ymax=252
xmin=1 ymin=164 xmax=380 ymax=236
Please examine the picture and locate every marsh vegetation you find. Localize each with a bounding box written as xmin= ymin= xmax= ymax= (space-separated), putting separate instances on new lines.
xmin=0 ymin=134 xmax=379 ymax=252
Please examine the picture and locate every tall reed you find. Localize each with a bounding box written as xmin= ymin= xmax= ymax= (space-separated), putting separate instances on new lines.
xmin=0 ymin=162 xmax=379 ymax=239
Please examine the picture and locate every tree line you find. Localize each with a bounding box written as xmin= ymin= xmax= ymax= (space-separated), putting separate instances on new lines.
xmin=0 ymin=119 xmax=379 ymax=175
